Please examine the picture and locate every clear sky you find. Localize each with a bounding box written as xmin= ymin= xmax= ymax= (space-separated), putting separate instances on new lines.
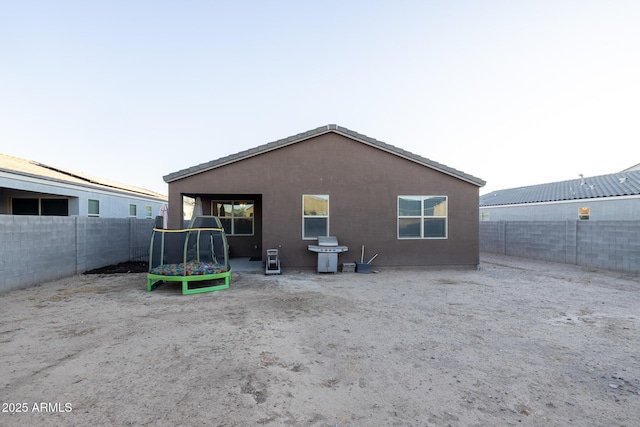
xmin=2 ymin=1 xmax=639 ymax=196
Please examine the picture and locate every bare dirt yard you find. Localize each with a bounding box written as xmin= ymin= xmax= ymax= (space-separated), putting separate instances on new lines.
xmin=1 ymin=253 xmax=638 ymax=426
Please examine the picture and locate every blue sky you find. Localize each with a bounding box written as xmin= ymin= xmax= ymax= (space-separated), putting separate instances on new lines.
xmin=2 ymin=1 xmax=639 ymax=196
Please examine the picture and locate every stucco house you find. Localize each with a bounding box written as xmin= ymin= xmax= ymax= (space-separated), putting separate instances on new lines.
xmin=479 ymin=169 xmax=640 ymax=221
xmin=163 ymin=125 xmax=485 ymax=269
xmin=0 ymin=153 xmax=167 ymax=218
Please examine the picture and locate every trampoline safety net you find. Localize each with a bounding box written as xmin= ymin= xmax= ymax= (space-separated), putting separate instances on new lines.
xmin=147 ymin=216 xmax=231 ymax=295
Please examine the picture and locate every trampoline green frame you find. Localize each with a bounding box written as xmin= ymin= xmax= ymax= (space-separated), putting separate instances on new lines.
xmin=147 ymin=270 xmax=231 ymax=295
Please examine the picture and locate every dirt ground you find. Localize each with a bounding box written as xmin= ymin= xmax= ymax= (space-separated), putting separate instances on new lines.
xmin=1 ymin=254 xmax=638 ymax=427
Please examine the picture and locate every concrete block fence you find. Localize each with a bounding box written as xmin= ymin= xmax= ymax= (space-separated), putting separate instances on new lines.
xmin=480 ymin=220 xmax=640 ymax=274
xmin=0 ymin=216 xmax=155 ymax=293
xmin=3 ymin=217 xmax=636 ymax=293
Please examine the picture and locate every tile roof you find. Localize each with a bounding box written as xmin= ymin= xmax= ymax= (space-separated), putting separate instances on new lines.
xmin=480 ymin=170 xmax=640 ymax=206
xmin=163 ymin=124 xmax=486 ymax=187
xmin=0 ymin=153 xmax=166 ymax=200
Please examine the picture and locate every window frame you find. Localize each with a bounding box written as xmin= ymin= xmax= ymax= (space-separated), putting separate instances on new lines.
xmin=11 ymin=198 xmax=70 ymax=216
xmin=397 ymin=195 xmax=448 ymax=239
xmin=88 ymin=199 xmax=100 ymax=217
xmin=212 ymin=200 xmax=255 ymax=236
xmin=578 ymin=206 xmax=590 ymax=220
xmin=41 ymin=198 xmax=69 ymax=216
xmin=302 ymin=194 xmax=329 ymax=240
xmin=145 ymin=206 xmax=153 ymax=219
xmin=12 ymin=198 xmax=39 ymax=215
xmin=129 ymin=204 xmax=137 ymax=217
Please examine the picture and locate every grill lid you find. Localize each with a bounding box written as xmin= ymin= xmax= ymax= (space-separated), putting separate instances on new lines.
xmin=317 ymin=236 xmax=338 ymax=247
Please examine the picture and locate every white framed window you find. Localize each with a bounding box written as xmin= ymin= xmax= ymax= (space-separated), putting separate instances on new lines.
xmin=398 ymin=196 xmax=447 ymax=239
xmin=88 ymin=199 xmax=100 ymax=217
xmin=213 ymin=200 xmax=254 ymax=235
xmin=303 ymin=194 xmax=329 ymax=239
xmin=129 ymin=204 xmax=137 ymax=217
xmin=145 ymin=206 xmax=153 ymax=219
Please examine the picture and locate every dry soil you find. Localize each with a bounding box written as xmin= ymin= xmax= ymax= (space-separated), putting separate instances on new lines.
xmin=1 ymin=254 xmax=639 ymax=426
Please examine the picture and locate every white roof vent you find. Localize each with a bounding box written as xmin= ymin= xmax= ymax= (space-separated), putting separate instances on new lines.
xmin=619 ymin=177 xmax=627 ymax=183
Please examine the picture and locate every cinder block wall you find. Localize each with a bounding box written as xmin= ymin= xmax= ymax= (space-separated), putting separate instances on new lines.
xmin=576 ymin=221 xmax=640 ymax=272
xmin=503 ymin=221 xmax=569 ymax=262
xmin=480 ymin=220 xmax=640 ymax=274
xmin=0 ymin=216 xmax=155 ymax=293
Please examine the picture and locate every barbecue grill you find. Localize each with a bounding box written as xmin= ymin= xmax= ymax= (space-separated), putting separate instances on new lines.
xmin=307 ymin=236 xmax=349 ymax=273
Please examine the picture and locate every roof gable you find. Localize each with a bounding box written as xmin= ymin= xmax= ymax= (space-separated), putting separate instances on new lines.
xmin=164 ymin=124 xmax=485 ymax=187
xmin=480 ymin=170 xmax=640 ymax=206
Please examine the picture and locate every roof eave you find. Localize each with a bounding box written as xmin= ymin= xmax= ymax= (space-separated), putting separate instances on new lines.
xmin=2 ymin=168 xmax=167 ymax=201
xmin=163 ymin=127 xmax=333 ymax=183
xmin=164 ymin=125 xmax=486 ymax=187
xmin=330 ymin=127 xmax=486 ymax=187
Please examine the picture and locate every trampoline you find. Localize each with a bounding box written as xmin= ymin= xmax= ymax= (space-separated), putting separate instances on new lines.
xmin=147 ymin=216 xmax=231 ymax=295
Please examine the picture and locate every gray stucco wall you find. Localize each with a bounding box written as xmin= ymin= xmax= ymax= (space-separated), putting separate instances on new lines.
xmin=0 ymin=175 xmax=166 ymax=218
xmin=480 ymin=196 xmax=640 ymax=221
xmin=480 ymin=220 xmax=640 ymax=274
xmin=0 ymin=215 xmax=155 ymax=293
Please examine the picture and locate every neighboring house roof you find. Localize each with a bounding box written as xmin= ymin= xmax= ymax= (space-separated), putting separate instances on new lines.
xmin=0 ymin=153 xmax=166 ymax=200
xmin=480 ymin=170 xmax=640 ymax=207
xmin=163 ymin=124 xmax=486 ymax=187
